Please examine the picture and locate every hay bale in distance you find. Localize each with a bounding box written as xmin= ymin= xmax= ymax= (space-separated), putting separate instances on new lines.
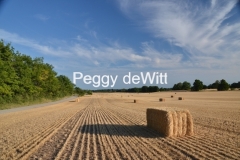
xmin=178 ymin=97 xmax=184 ymax=100
xmin=146 ymin=108 xmax=194 ymax=137
xmin=134 ymin=99 xmax=137 ymax=103
xmin=171 ymin=95 xmax=174 ymax=98
xmin=75 ymin=98 xmax=79 ymax=102
xmin=159 ymin=98 xmax=165 ymax=102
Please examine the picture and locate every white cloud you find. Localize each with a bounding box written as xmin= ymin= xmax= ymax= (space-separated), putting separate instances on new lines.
xmin=140 ymin=42 xmax=182 ymax=68
xmin=76 ymin=35 xmax=88 ymax=42
xmin=211 ymin=0 xmax=217 ymax=8
xmin=70 ymin=42 xmax=152 ymax=66
xmin=0 ymin=28 xmax=183 ymax=70
xmin=2 ymin=0 xmax=240 ymax=80
xmin=117 ymin=0 xmax=240 ymax=69
xmin=0 ymin=29 xmax=71 ymax=57
xmin=89 ymin=30 xmax=97 ymax=39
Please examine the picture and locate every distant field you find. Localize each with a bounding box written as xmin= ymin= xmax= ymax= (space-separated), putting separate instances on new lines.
xmin=0 ymin=91 xmax=240 ymax=159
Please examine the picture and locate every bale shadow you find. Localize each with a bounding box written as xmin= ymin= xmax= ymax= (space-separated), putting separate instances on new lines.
xmin=79 ymin=124 xmax=164 ymax=138
xmin=69 ymin=100 xmax=76 ymax=102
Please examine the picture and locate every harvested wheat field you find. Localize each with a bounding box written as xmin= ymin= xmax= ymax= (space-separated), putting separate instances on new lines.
xmin=0 ymin=91 xmax=240 ymax=160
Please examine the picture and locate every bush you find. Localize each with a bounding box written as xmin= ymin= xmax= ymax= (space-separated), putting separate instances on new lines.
xmin=0 ymin=40 xmax=75 ymax=106
xmin=230 ymin=81 xmax=240 ymax=88
xmin=192 ymin=79 xmax=203 ymax=91
xmin=217 ymin=79 xmax=229 ymax=91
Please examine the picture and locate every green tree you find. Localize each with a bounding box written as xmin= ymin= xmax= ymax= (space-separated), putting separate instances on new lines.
xmin=141 ymin=86 xmax=148 ymax=92
xmin=211 ymin=80 xmax=220 ymax=89
xmin=0 ymin=40 xmax=77 ymax=106
xmin=86 ymin=90 xmax=92 ymax=95
xmin=121 ymin=88 xmax=126 ymax=92
xmin=203 ymin=85 xmax=208 ymax=89
xmin=75 ymin=87 xmax=85 ymax=96
xmin=182 ymin=81 xmax=191 ymax=90
xmin=148 ymin=86 xmax=159 ymax=92
xmin=230 ymin=81 xmax=240 ymax=88
xmin=159 ymin=87 xmax=164 ymax=91
xmin=57 ymin=75 xmax=74 ymax=97
xmin=133 ymin=87 xmax=140 ymax=92
xmin=217 ymin=79 xmax=229 ymax=91
xmin=192 ymin=79 xmax=203 ymax=91
xmin=172 ymin=82 xmax=182 ymax=90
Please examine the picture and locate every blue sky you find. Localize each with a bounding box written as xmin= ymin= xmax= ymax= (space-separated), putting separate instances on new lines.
xmin=0 ymin=0 xmax=240 ymax=89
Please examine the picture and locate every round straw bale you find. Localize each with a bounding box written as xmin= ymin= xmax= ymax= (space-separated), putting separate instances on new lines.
xmin=159 ymin=98 xmax=165 ymax=102
xmin=134 ymin=99 xmax=137 ymax=103
xmin=178 ymin=97 xmax=184 ymax=100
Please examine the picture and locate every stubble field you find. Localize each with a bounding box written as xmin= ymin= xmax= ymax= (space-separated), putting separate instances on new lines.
xmin=0 ymin=91 xmax=240 ymax=160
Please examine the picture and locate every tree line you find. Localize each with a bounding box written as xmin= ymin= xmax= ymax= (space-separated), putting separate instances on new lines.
xmin=93 ymin=79 xmax=239 ymax=93
xmin=172 ymin=79 xmax=239 ymax=91
xmin=0 ymin=40 xmax=90 ymax=106
xmin=93 ymin=86 xmax=172 ymax=93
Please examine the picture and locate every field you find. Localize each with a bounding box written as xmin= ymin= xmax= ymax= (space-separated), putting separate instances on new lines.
xmin=0 ymin=91 xmax=240 ymax=160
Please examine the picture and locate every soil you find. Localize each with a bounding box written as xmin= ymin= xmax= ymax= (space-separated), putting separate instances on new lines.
xmin=0 ymin=91 xmax=239 ymax=160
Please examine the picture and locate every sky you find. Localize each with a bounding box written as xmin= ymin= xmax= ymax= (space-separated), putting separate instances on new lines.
xmin=0 ymin=0 xmax=240 ymax=89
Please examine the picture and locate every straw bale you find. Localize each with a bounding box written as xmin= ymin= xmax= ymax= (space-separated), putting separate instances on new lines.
xmin=178 ymin=97 xmax=184 ymax=100
xmin=146 ymin=108 xmax=193 ymax=137
xmin=159 ymin=98 xmax=165 ymax=102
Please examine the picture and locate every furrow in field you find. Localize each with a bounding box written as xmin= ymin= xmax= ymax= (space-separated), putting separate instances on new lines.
xmin=0 ymin=102 xmax=83 ymax=160
xmin=95 ymin=102 xmax=126 ymax=159
xmin=97 ymin=98 xmax=176 ymax=160
xmin=92 ymin=112 xmax=116 ymax=159
xmin=53 ymin=106 xmax=90 ymax=160
xmin=82 ymin=104 xmax=96 ymax=160
xmin=1 ymin=115 xmax=66 ymax=159
xmin=109 ymin=104 xmax=240 ymax=158
xmin=190 ymin=131 xmax=240 ymax=157
xmin=183 ymin=135 xmax=240 ymax=159
xmin=98 ymin=110 xmax=159 ymax=159
xmin=100 ymin=98 xmax=237 ymax=159
xmin=67 ymin=106 xmax=91 ymax=160
xmin=26 ymin=99 xmax=91 ymax=160
xmin=63 ymin=100 xmax=97 ymax=159
xmin=0 ymin=102 xmax=76 ymax=152
xmin=96 ymin=102 xmax=139 ymax=159
xmin=136 ymin=111 xmax=240 ymax=159
xmin=56 ymin=99 xmax=102 ymax=160
xmin=90 ymin=106 xmax=100 ymax=160
xmin=94 ymin=102 xmax=117 ymax=160
xmin=93 ymin=116 xmax=106 ymax=160
xmin=2 ymin=92 xmax=239 ymax=160
xmin=27 ymin=111 xmax=83 ymax=160
xmin=102 ymin=105 xmax=209 ymax=159
xmin=55 ymin=100 xmax=92 ymax=160
xmin=0 ymin=101 xmax=73 ymax=129
xmin=109 ymin=104 xmax=233 ymax=160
